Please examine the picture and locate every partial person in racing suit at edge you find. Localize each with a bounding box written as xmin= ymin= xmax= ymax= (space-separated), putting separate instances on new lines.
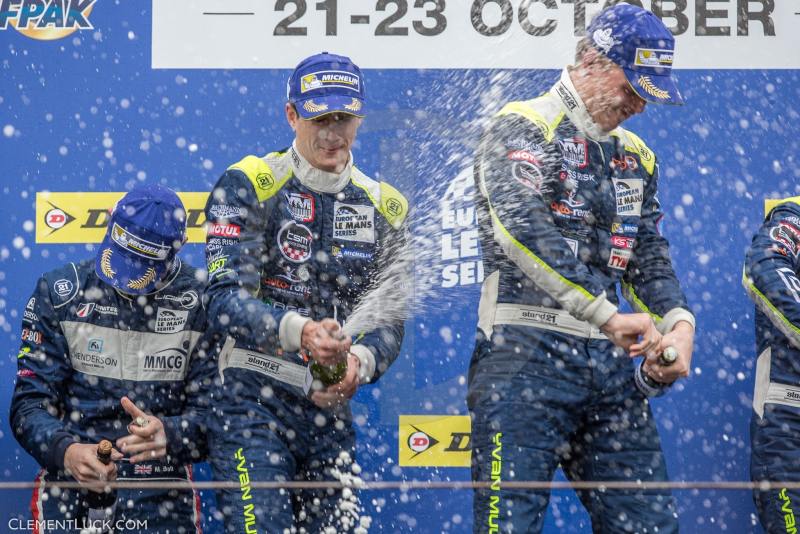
xmin=205 ymin=52 xmax=408 ymax=532
xmin=743 ymin=199 xmax=800 ymax=532
xmin=469 ymin=4 xmax=696 ymax=533
xmin=10 ymin=184 xmax=215 ymax=533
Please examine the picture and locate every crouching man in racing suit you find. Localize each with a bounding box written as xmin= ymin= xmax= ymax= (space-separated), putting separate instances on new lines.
xmin=10 ymin=184 xmax=215 ymax=533
xmin=468 ymin=4 xmax=696 ymax=533
xmin=743 ymin=200 xmax=800 ymax=532
xmin=205 ymin=52 xmax=408 ymax=532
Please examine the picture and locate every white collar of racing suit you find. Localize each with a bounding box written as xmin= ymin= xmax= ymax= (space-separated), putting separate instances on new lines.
xmin=551 ymin=68 xmax=611 ymax=142
xmin=290 ymin=142 xmax=352 ymax=194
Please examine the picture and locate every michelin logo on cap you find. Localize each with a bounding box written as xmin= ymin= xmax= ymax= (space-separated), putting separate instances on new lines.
xmin=111 ymin=223 xmax=172 ymax=260
xmin=300 ymin=71 xmax=361 ymax=94
xmin=635 ymin=49 xmax=673 ymax=68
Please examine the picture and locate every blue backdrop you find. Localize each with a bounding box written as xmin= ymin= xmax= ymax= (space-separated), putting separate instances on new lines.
xmin=1 ymin=3 xmax=798 ymax=533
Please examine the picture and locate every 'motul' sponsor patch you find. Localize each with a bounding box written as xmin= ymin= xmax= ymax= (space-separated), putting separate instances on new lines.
xmin=333 ymin=202 xmax=374 ymax=243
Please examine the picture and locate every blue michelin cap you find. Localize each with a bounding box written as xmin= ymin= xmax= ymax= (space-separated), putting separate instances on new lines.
xmin=587 ymin=3 xmax=683 ymax=105
xmin=287 ymin=52 xmax=366 ymax=119
xmin=95 ymin=184 xmax=186 ymax=295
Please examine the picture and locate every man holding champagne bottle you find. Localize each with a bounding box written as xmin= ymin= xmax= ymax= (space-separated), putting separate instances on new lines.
xmin=204 ymin=52 xmax=408 ymax=532
xmin=467 ymin=4 xmax=695 ymax=532
xmin=10 ymin=185 xmax=213 ymax=533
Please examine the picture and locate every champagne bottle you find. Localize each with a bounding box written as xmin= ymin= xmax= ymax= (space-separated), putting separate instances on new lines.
xmin=309 ymin=311 xmax=349 ymax=386
xmin=310 ymin=359 xmax=348 ymax=386
xmin=634 ymin=346 xmax=679 ymax=398
xmin=85 ymin=440 xmax=116 ymax=533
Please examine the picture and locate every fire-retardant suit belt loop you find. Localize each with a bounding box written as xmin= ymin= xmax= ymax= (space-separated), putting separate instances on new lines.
xmin=493 ymin=303 xmax=607 ymax=340
xmin=217 ymin=336 xmax=313 ymax=394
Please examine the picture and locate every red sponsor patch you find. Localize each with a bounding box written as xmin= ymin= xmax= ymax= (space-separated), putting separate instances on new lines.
xmin=607 ymin=248 xmax=632 ymax=270
xmin=17 ymin=369 xmax=36 ymax=378
xmin=207 ymin=223 xmax=241 ymax=238
xmin=611 ymin=236 xmax=635 ymax=249
xmin=507 ymin=150 xmax=541 ymax=165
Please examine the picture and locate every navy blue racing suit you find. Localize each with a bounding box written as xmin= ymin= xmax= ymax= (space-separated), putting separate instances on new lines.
xmin=468 ymin=69 xmax=694 ymax=533
xmin=204 ymin=145 xmax=408 ymax=532
xmin=10 ymin=258 xmax=214 ymax=533
xmin=743 ymin=200 xmax=800 ymax=532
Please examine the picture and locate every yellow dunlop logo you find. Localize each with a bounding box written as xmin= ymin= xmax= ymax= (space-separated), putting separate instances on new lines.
xmin=99 ymin=248 xmax=116 ymax=279
xmin=303 ymin=100 xmax=329 ymax=113
xmin=637 ymin=75 xmax=670 ymax=100
xmin=35 ymin=192 xmax=209 ymax=244
xmin=398 ymin=415 xmax=471 ymax=467
xmin=127 ymin=267 xmax=156 ymax=290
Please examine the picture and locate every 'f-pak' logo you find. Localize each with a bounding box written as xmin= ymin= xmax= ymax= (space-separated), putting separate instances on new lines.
xmin=1 ymin=0 xmax=97 ymax=41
